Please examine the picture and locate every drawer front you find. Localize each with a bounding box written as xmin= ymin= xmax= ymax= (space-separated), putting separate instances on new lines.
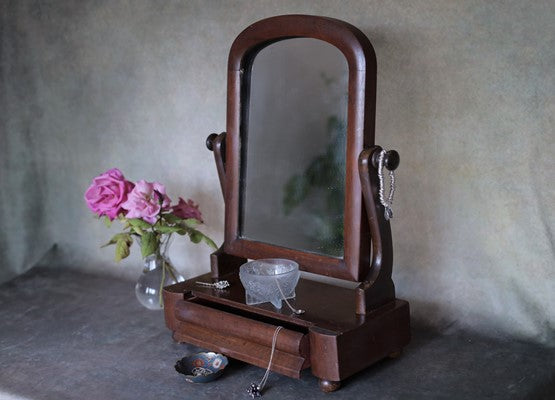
xmin=173 ymin=299 xmax=310 ymax=378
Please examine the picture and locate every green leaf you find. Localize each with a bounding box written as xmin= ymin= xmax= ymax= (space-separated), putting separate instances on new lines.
xmin=182 ymin=218 xmax=200 ymax=228
xmin=162 ymin=213 xmax=181 ymax=224
xmin=188 ymin=229 xmax=218 ymax=250
xmin=202 ymin=235 xmax=218 ymax=250
xmin=115 ymin=238 xmax=131 ymax=262
xmin=101 ymin=233 xmax=133 ymax=262
xmin=102 ymin=216 xmax=112 ymax=228
xmin=141 ymin=232 xmax=158 ymax=258
xmin=189 ymin=230 xmax=203 ymax=244
xmin=131 ymin=226 xmax=144 ymax=236
xmin=154 ymin=225 xmax=183 ymax=234
xmin=101 ymin=237 xmax=117 ymax=248
xmin=175 ymin=226 xmax=190 ymax=235
xmin=101 ymin=233 xmax=128 ymax=248
xmin=128 ymin=218 xmax=152 ymax=229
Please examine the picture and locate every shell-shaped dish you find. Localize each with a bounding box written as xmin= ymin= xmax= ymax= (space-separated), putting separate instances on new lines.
xmin=175 ymin=352 xmax=229 ymax=383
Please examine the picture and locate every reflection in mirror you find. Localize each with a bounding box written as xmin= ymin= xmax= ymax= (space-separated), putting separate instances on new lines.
xmin=241 ymin=38 xmax=348 ymax=257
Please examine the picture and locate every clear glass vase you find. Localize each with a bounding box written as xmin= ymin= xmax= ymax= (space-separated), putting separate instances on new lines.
xmin=135 ymin=235 xmax=185 ymax=310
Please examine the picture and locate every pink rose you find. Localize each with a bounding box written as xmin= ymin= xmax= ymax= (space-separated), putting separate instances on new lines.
xmin=84 ymin=168 xmax=135 ymax=220
xmin=120 ymin=180 xmax=171 ymax=224
xmin=172 ymin=197 xmax=203 ymax=222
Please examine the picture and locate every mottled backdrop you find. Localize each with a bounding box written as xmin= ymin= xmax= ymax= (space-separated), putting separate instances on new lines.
xmin=1 ymin=1 xmax=553 ymax=346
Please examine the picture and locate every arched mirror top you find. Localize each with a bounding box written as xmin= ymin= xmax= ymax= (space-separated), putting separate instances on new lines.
xmin=228 ymin=14 xmax=376 ymax=73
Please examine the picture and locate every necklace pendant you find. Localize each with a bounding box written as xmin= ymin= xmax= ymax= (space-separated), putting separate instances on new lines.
xmin=384 ymin=207 xmax=393 ymax=220
xmin=213 ymin=280 xmax=230 ymax=289
xmin=247 ymin=383 xmax=261 ymax=398
xmin=195 ymin=280 xmax=230 ymax=290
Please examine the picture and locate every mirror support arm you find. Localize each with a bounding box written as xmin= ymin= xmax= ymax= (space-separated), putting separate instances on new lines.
xmin=207 ymin=132 xmax=247 ymax=277
xmin=206 ymin=132 xmax=227 ymax=198
xmin=356 ymin=146 xmax=397 ymax=314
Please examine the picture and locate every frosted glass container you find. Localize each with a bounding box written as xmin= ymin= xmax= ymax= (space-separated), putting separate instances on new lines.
xmin=239 ymin=258 xmax=300 ymax=309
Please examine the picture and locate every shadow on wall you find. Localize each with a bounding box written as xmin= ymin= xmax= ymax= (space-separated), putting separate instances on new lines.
xmin=359 ymin=26 xmax=445 ymax=318
xmin=0 ymin=2 xmax=51 ymax=283
xmin=358 ymin=19 xmax=555 ymax=346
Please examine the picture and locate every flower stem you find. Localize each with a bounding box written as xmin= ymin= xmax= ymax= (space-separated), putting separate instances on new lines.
xmin=165 ymin=260 xmax=178 ymax=282
xmin=158 ymin=261 xmax=166 ymax=308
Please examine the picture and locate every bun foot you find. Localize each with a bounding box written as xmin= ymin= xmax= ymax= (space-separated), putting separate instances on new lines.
xmin=319 ymin=379 xmax=341 ymax=393
xmin=388 ymin=350 xmax=402 ymax=359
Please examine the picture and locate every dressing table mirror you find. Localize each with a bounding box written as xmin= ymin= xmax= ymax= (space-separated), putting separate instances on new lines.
xmin=163 ymin=15 xmax=410 ymax=392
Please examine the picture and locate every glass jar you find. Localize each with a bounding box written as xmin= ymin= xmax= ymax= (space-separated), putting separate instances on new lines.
xmin=135 ymin=235 xmax=185 ymax=310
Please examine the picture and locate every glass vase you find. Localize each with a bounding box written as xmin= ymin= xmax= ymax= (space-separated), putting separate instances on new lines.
xmin=135 ymin=235 xmax=185 ymax=310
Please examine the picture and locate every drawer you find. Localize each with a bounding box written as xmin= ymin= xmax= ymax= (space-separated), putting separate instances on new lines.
xmin=172 ymin=299 xmax=310 ymax=378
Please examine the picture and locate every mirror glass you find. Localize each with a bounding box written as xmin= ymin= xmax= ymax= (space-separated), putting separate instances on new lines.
xmin=240 ymin=38 xmax=348 ymax=258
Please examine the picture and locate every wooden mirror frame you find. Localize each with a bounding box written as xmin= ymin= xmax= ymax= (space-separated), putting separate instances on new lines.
xmin=220 ymin=15 xmax=378 ymax=282
xmin=165 ymin=17 xmax=409 ymax=391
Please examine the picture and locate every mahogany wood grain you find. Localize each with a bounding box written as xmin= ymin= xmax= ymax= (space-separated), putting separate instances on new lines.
xmin=206 ymin=132 xmax=227 ymax=197
xmin=186 ymin=272 xmax=359 ymax=331
xmin=172 ymin=321 xmax=308 ymax=378
xmin=162 ymin=281 xmax=189 ymax=332
xmin=310 ymin=300 xmax=410 ymax=381
xmin=209 ymin=246 xmax=246 ymax=278
xmin=224 ymin=14 xmax=376 ymax=281
xmin=174 ymin=300 xmax=309 ymax=357
xmin=164 ymin=278 xmax=410 ymax=385
xmin=356 ymin=146 xmax=395 ymax=313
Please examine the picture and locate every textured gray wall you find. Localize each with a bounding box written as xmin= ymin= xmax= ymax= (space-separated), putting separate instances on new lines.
xmin=1 ymin=1 xmax=553 ymax=346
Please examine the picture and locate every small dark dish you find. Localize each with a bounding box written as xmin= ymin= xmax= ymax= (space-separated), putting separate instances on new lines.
xmin=175 ymin=352 xmax=229 ymax=383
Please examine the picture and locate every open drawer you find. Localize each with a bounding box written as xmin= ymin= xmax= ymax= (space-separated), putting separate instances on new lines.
xmin=170 ymin=298 xmax=310 ymax=379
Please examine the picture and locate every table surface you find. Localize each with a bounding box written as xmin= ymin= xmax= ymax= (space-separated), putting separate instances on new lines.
xmin=0 ymin=267 xmax=553 ymax=400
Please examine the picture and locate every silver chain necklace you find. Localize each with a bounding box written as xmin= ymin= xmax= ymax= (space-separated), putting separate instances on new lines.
xmin=377 ymin=149 xmax=395 ymax=221
xmin=247 ymin=326 xmax=283 ymax=398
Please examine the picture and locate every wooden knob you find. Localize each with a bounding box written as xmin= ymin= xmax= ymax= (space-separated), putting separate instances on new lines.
xmin=206 ymin=133 xmax=218 ymax=151
xmin=384 ymin=150 xmax=400 ymax=170
xmin=371 ymin=148 xmax=400 ymax=171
